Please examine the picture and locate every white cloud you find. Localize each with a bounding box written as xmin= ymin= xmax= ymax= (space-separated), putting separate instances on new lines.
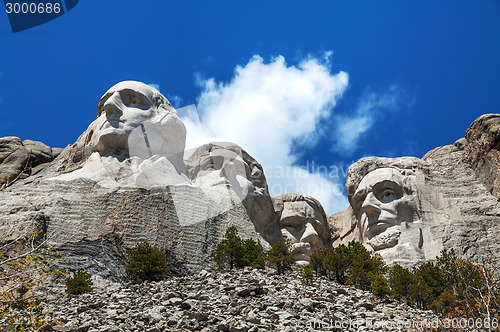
xmin=333 ymin=85 xmax=403 ymax=154
xmin=167 ymin=94 xmax=184 ymax=109
xmin=180 ymin=54 xmax=350 ymax=214
xmin=147 ymin=83 xmax=160 ymax=92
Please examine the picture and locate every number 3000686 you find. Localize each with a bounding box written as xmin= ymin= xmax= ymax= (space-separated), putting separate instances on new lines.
xmin=5 ymin=2 xmax=61 ymax=14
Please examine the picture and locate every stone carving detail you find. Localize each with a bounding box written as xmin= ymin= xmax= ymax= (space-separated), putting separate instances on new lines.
xmin=2 ymin=82 xmax=500 ymax=274
xmin=187 ymin=143 xmax=281 ymax=244
xmin=341 ymin=157 xmax=443 ymax=265
xmin=273 ymin=194 xmax=331 ymax=265
xmin=330 ymin=114 xmax=500 ymax=268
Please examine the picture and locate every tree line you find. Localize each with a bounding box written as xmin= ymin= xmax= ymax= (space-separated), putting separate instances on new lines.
xmin=213 ymin=226 xmax=499 ymax=322
xmin=2 ymin=224 xmax=499 ymax=330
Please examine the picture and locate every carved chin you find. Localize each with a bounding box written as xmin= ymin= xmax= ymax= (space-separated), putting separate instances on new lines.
xmin=94 ymin=134 xmax=129 ymax=158
xmin=290 ymin=242 xmax=312 ymax=262
xmin=367 ymin=226 xmax=401 ymax=251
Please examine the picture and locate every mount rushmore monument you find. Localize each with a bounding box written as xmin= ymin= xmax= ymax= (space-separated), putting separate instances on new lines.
xmin=1 ymin=81 xmax=499 ymax=278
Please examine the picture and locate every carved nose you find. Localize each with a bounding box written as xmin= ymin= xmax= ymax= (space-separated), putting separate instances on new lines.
xmin=300 ymin=222 xmax=319 ymax=245
xmin=361 ymin=192 xmax=381 ymax=217
xmin=102 ymin=92 xmax=122 ymax=116
xmin=221 ymin=162 xmax=237 ymax=180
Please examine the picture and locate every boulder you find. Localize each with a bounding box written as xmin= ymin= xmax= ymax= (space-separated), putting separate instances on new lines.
xmin=0 ymin=136 xmax=29 ymax=185
xmin=0 ymin=136 xmax=61 ymax=186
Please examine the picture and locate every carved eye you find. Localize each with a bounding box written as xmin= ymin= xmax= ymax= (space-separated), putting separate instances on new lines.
xmin=380 ymin=189 xmax=397 ymax=202
xmin=131 ymin=98 xmax=137 ymax=104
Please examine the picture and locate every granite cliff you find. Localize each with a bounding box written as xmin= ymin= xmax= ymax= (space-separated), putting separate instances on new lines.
xmin=1 ymin=81 xmax=499 ymax=276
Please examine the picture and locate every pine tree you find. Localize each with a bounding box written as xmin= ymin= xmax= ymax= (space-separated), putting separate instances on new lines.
xmin=371 ymin=273 xmax=390 ymax=299
xmin=302 ymin=264 xmax=314 ymax=285
xmin=388 ymin=264 xmax=416 ymax=303
xmin=345 ymin=241 xmax=386 ymax=290
xmin=66 ymin=269 xmax=93 ymax=295
xmin=214 ymin=226 xmax=245 ymax=270
xmin=265 ymin=239 xmax=295 ymax=274
xmin=243 ymin=238 xmax=264 ymax=269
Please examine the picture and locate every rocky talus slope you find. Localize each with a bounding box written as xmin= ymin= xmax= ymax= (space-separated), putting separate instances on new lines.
xmin=5 ymin=269 xmax=443 ymax=332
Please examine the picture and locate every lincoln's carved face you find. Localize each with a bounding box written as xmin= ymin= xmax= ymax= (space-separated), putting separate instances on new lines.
xmin=91 ymin=81 xmax=185 ymax=159
xmin=350 ymin=168 xmax=417 ymax=250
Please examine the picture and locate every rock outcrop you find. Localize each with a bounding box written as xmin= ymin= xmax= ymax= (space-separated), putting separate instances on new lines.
xmin=0 ymin=136 xmax=62 ymax=186
xmin=464 ymin=113 xmax=500 ymax=198
xmin=0 ymin=143 xmax=278 ymax=279
xmin=329 ymin=114 xmax=500 ymax=268
xmin=0 ymin=82 xmax=282 ymax=279
xmin=1 ymin=269 xmax=442 ymax=331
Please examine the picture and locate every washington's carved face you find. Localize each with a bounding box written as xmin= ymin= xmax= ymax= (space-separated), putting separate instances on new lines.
xmin=279 ymin=201 xmax=330 ymax=265
xmin=351 ymin=168 xmax=417 ymax=250
xmin=91 ymin=81 xmax=187 ymax=159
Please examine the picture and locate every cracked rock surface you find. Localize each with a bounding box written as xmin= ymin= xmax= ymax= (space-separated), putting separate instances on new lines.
xmin=3 ymin=269 xmax=442 ymax=332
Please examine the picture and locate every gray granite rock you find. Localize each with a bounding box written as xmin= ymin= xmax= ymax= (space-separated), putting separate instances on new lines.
xmin=1 ymin=269 xmax=442 ymax=331
xmin=330 ymin=113 xmax=500 ymax=268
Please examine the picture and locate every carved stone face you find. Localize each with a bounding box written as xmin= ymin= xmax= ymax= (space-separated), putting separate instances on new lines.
xmin=192 ymin=146 xmax=256 ymax=200
xmin=91 ymin=81 xmax=185 ymax=159
xmin=351 ymin=168 xmax=417 ymax=250
xmin=279 ymin=200 xmax=330 ymax=265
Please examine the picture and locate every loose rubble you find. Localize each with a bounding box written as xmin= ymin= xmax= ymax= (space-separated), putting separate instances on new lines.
xmin=4 ymin=268 xmax=443 ymax=331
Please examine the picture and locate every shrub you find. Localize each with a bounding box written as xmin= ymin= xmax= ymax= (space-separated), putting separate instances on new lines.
xmin=125 ymin=241 xmax=169 ymax=283
xmin=436 ymin=249 xmax=499 ymax=319
xmin=65 ymin=269 xmax=93 ymax=295
xmin=0 ymin=226 xmax=65 ymax=330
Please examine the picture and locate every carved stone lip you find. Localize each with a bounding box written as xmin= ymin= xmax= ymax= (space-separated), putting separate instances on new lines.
xmin=105 ymin=118 xmax=123 ymax=124
xmin=291 ymin=242 xmax=312 ymax=259
xmin=365 ymin=220 xmax=394 ymax=237
xmin=367 ymin=220 xmax=393 ymax=228
xmin=293 ymin=252 xmax=311 ymax=261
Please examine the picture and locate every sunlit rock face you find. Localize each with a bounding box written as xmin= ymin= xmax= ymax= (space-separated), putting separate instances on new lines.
xmin=186 ymin=143 xmax=282 ymax=245
xmin=53 ymin=81 xmax=188 ymax=187
xmin=0 ymin=81 xmax=281 ymax=279
xmin=464 ymin=114 xmax=500 ymax=198
xmin=339 ymin=157 xmax=444 ymax=266
xmin=273 ymin=194 xmax=331 ymax=265
xmin=330 ymin=114 xmax=500 ymax=269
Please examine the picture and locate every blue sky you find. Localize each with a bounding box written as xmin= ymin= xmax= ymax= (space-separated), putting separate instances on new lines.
xmin=1 ymin=1 xmax=499 ymax=214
